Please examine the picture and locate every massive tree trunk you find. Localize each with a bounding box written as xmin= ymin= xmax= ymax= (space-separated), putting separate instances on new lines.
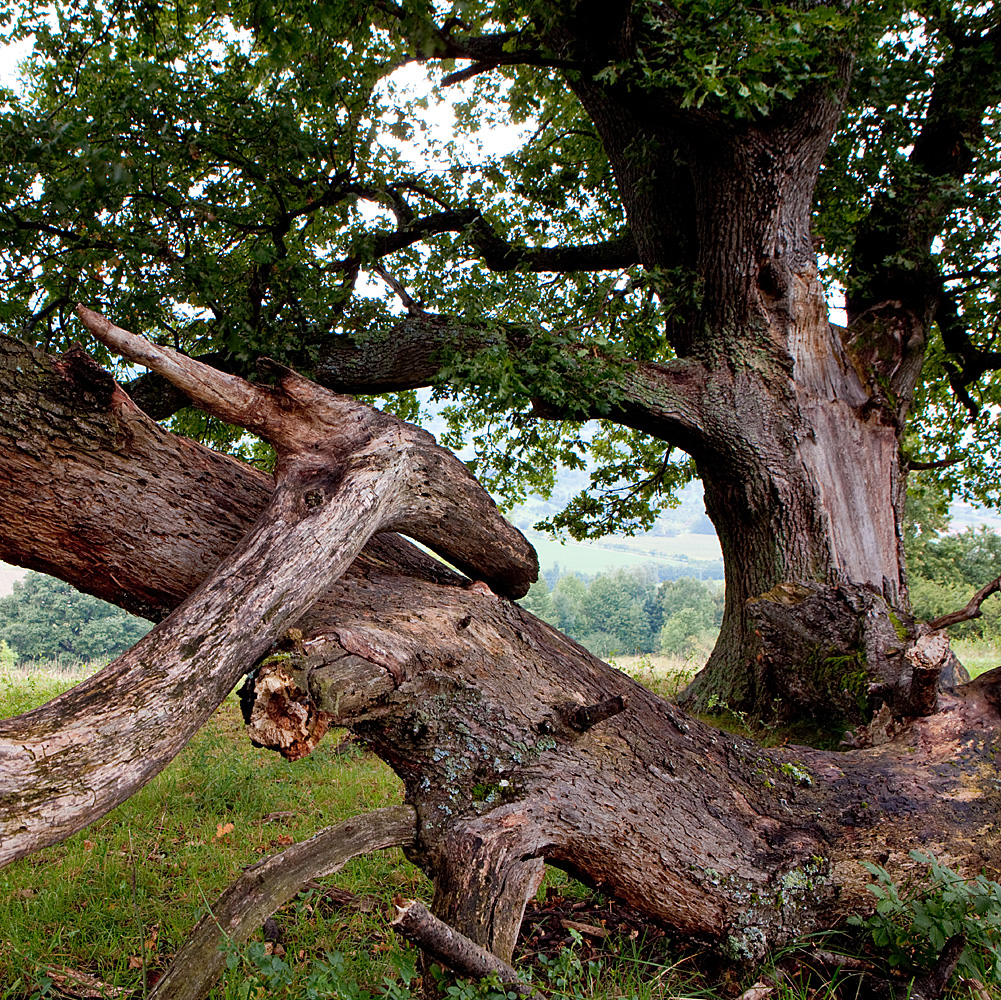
xmin=236 ymin=41 xmax=932 ymax=727
xmin=560 ymin=57 xmax=926 ymax=723
xmin=680 ymin=275 xmax=915 ymax=725
xmin=1 ymin=329 xmax=998 ymax=994
xmin=65 ymin=8 xmax=979 ymax=737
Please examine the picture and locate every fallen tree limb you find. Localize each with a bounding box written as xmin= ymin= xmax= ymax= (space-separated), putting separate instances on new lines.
xmin=151 ymin=805 xmax=418 ymax=1000
xmin=0 ymin=312 xmax=535 ymax=865
xmin=1 ymin=331 xmax=1000 ymax=972
xmin=75 ymin=306 xmax=537 ymax=600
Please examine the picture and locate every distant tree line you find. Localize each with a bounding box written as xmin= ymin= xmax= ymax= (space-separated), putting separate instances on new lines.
xmin=521 ymin=490 xmax=1001 ymax=662
xmin=539 ymin=557 xmax=723 ymax=591
xmin=520 ymin=567 xmax=724 ymax=660
xmin=0 ymin=572 xmax=151 ymax=664
xmin=1 ymin=487 xmax=997 ymax=670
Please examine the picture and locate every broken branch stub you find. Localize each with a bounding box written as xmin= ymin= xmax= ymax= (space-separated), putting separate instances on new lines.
xmin=75 ymin=305 xmax=538 ymax=599
xmin=391 ymin=899 xmax=532 ymax=996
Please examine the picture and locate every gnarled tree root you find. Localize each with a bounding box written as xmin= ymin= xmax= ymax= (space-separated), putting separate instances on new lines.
xmin=151 ymin=806 xmax=418 ymax=1000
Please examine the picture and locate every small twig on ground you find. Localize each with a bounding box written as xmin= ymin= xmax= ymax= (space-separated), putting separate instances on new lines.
xmin=391 ymin=898 xmax=533 ymax=995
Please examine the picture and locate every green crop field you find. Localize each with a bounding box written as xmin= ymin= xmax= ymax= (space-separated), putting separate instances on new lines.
xmin=524 ymin=530 xmax=723 ymax=579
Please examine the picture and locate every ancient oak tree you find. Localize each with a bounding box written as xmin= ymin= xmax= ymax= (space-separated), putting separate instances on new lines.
xmin=1 ymin=0 xmax=1001 ymax=993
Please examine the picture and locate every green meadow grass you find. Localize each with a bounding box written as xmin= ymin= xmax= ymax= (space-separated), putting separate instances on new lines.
xmin=952 ymin=639 xmax=1000 ymax=680
xmin=2 ymin=658 xmax=999 ymax=999
xmin=0 ymin=666 xmax=420 ymax=997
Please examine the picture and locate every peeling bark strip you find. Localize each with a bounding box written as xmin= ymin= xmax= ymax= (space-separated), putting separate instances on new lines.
xmin=0 ymin=312 xmax=534 ymax=865
xmin=1 ymin=331 xmax=1000 ymax=984
xmin=151 ymin=806 xmax=417 ymax=1000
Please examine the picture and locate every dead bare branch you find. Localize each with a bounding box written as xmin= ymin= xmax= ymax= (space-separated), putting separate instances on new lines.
xmin=925 ymin=573 xmax=1001 ymax=631
xmin=151 ymin=806 xmax=417 ymax=1000
xmin=391 ymin=898 xmax=532 ymax=995
xmin=0 ymin=313 xmax=535 ymax=866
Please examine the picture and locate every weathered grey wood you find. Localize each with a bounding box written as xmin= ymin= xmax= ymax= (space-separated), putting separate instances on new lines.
xmin=0 ymin=314 xmax=535 ymax=866
xmin=151 ymin=806 xmax=417 ymax=1000
xmin=76 ymin=306 xmax=538 ymax=601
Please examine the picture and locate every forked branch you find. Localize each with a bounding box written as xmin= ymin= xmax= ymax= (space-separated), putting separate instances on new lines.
xmin=76 ymin=305 xmax=537 ymax=596
xmin=926 ymin=573 xmax=1001 ymax=632
xmin=0 ymin=311 xmax=535 ymax=865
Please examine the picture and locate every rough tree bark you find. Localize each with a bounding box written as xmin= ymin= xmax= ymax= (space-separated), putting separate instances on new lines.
xmin=2 ymin=3 xmax=995 ymax=740
xmin=1 ymin=329 xmax=999 ymax=998
xmin=0 ymin=307 xmax=534 ymax=864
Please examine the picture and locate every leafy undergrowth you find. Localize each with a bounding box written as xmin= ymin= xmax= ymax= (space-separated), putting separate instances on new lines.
xmin=2 ymin=666 xmax=1000 ymax=1000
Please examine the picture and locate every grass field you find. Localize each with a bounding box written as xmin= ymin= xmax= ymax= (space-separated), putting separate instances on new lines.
xmin=0 ymin=664 xmax=422 ymax=999
xmin=522 ymin=530 xmax=723 ymax=579
xmin=951 ymin=639 xmax=1000 ymax=679
xmin=2 ymin=659 xmax=999 ymax=999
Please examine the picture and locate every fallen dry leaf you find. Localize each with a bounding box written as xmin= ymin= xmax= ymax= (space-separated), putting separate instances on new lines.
xmin=560 ymin=918 xmax=610 ymax=939
xmin=215 ymin=822 xmax=235 ymax=839
xmin=739 ymin=981 xmax=774 ymax=1000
